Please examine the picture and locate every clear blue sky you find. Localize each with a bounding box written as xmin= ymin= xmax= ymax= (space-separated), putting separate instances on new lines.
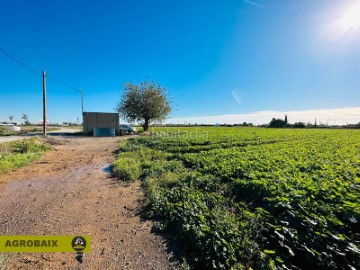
xmin=1 ymin=0 xmax=359 ymax=124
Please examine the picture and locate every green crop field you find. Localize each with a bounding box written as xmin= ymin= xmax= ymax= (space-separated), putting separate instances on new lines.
xmin=113 ymin=127 xmax=360 ymax=270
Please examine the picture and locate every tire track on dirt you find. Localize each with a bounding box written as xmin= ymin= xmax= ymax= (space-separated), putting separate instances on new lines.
xmin=0 ymin=136 xmax=179 ymax=270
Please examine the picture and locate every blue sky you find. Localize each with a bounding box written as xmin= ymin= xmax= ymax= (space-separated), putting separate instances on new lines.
xmin=1 ymin=0 xmax=359 ymax=124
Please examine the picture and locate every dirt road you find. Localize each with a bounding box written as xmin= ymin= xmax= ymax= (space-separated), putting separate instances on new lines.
xmin=0 ymin=136 xmax=179 ymax=270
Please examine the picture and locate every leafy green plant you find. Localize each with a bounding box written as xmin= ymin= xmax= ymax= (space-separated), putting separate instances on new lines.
xmin=113 ymin=127 xmax=360 ymax=269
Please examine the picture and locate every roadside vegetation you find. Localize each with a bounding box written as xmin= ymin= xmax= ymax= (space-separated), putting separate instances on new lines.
xmin=0 ymin=138 xmax=50 ymax=175
xmin=0 ymin=126 xmax=61 ymax=136
xmin=113 ymin=127 xmax=360 ymax=270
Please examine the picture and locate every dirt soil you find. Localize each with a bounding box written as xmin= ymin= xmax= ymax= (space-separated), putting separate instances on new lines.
xmin=0 ymin=136 xmax=179 ymax=270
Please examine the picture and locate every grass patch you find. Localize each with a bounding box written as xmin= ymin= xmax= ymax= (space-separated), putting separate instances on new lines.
xmin=112 ymin=139 xmax=171 ymax=182
xmin=0 ymin=138 xmax=50 ymax=174
xmin=112 ymin=157 xmax=142 ymax=181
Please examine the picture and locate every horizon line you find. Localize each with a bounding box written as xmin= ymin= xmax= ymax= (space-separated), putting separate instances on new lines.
xmin=166 ymin=106 xmax=360 ymax=125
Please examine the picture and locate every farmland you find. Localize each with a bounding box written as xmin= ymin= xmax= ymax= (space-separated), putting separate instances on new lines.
xmin=113 ymin=127 xmax=360 ymax=270
xmin=0 ymin=125 xmax=61 ymax=135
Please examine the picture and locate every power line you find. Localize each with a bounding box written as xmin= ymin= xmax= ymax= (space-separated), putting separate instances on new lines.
xmin=0 ymin=48 xmax=41 ymax=75
xmin=46 ymin=74 xmax=80 ymax=92
xmin=0 ymin=47 xmax=80 ymax=93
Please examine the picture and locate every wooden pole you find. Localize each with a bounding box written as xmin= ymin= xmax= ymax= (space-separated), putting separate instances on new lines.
xmin=43 ymin=71 xmax=47 ymax=136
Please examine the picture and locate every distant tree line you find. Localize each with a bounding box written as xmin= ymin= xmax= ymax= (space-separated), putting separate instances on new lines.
xmin=267 ymin=116 xmax=360 ymax=129
xmin=162 ymin=122 xmax=360 ymax=128
xmin=269 ymin=115 xmax=306 ymax=128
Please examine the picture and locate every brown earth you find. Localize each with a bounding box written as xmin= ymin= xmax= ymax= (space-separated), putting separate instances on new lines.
xmin=0 ymin=136 xmax=180 ymax=270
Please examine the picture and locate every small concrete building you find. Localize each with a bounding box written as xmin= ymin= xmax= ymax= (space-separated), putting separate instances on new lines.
xmin=83 ymin=112 xmax=120 ymax=136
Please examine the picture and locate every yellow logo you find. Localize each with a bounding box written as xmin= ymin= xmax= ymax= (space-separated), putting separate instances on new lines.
xmin=0 ymin=236 xmax=91 ymax=253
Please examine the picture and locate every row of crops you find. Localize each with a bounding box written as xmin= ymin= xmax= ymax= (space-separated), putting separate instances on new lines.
xmin=113 ymin=127 xmax=360 ymax=269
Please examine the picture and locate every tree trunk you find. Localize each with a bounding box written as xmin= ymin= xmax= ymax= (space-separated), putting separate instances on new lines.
xmin=143 ymin=118 xmax=149 ymax=131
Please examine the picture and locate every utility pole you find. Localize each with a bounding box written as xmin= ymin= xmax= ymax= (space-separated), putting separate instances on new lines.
xmin=42 ymin=71 xmax=47 ymax=136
